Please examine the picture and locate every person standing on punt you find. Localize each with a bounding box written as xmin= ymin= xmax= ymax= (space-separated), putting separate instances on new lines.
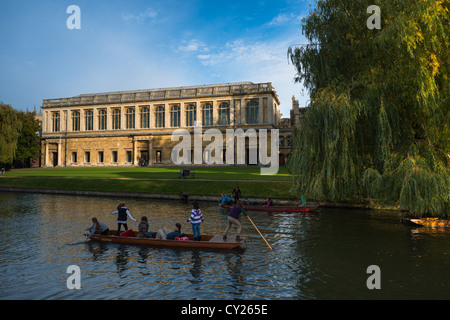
xmin=223 ymin=201 xmax=248 ymax=242
xmin=111 ymin=203 xmax=137 ymax=235
xmin=185 ymin=202 xmax=204 ymax=241
xmin=231 ymin=186 xmax=241 ymax=204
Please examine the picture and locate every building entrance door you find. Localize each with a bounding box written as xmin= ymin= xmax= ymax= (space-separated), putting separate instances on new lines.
xmin=52 ymin=152 xmax=58 ymax=167
xmin=140 ymin=151 xmax=149 ymax=166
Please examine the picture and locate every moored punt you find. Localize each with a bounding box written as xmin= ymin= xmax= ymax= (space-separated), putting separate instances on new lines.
xmin=405 ymin=218 xmax=450 ymax=227
xmin=89 ymin=230 xmax=246 ymax=249
xmin=221 ymin=204 xmax=319 ymax=213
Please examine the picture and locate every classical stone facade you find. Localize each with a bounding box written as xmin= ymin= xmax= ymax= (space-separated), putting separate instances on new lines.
xmin=40 ymin=82 xmax=281 ymax=167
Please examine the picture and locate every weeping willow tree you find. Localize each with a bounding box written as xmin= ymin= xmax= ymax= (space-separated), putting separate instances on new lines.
xmin=287 ymin=0 xmax=449 ymax=216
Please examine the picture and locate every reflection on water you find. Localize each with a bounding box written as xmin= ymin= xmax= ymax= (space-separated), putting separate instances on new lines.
xmin=1 ymin=192 xmax=450 ymax=299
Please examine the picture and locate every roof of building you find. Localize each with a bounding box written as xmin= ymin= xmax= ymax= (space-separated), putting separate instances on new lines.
xmin=77 ymin=82 xmax=255 ymax=97
xmin=42 ymin=81 xmax=280 ymax=108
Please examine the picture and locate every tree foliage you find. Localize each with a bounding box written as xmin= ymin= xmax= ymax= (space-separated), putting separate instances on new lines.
xmin=14 ymin=110 xmax=41 ymax=166
xmin=0 ymin=103 xmax=22 ymax=165
xmin=287 ymin=0 xmax=449 ymax=216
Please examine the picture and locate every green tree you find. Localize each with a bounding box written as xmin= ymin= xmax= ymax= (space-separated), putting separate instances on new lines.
xmin=287 ymin=0 xmax=449 ymax=216
xmin=0 ymin=103 xmax=22 ymax=165
xmin=13 ymin=110 xmax=41 ymax=167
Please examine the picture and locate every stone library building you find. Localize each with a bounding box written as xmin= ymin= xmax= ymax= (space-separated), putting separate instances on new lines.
xmin=40 ymin=82 xmax=303 ymax=168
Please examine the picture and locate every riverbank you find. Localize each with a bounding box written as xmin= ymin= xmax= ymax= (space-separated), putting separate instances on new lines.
xmin=0 ymin=167 xmax=295 ymax=202
xmin=0 ymin=167 xmax=400 ymax=210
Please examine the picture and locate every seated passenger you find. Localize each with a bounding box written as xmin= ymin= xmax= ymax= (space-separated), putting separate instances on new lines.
xmin=85 ymin=218 xmax=109 ymax=238
xmin=263 ymin=198 xmax=273 ymax=207
xmin=218 ymin=193 xmax=232 ymax=206
xmin=137 ymin=216 xmax=153 ymax=238
xmin=156 ymin=223 xmax=182 ymax=240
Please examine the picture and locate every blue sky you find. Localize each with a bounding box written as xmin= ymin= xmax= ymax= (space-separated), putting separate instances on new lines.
xmin=0 ymin=0 xmax=311 ymax=117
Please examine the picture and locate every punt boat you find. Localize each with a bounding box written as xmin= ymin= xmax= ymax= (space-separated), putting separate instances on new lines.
xmin=404 ymin=218 xmax=450 ymax=227
xmin=88 ymin=230 xmax=246 ymax=249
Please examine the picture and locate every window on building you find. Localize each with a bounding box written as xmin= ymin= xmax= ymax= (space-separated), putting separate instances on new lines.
xmin=52 ymin=112 xmax=60 ymax=132
xmin=125 ymin=108 xmax=135 ymax=129
xmin=155 ymin=150 xmax=162 ymax=163
xmin=98 ymin=109 xmax=107 ymax=130
xmin=85 ymin=110 xmax=93 ymax=131
xmin=85 ymin=151 xmax=90 ymax=163
xmin=287 ymin=136 xmax=292 ymax=147
xmin=72 ymin=152 xmax=77 ymax=163
xmin=202 ymin=103 xmax=213 ymax=126
xmin=112 ymin=151 xmax=118 ymax=163
xmin=126 ymin=151 xmax=132 ymax=163
xmin=218 ymin=102 xmax=230 ymax=125
xmin=140 ymin=107 xmax=150 ymax=129
xmin=279 ymin=136 xmax=285 ymax=148
xmin=155 ymin=106 xmax=165 ymax=128
xmin=72 ymin=111 xmax=80 ymax=131
xmin=185 ymin=104 xmax=196 ymax=126
xmin=170 ymin=105 xmax=180 ymax=127
xmin=112 ymin=109 xmax=121 ymax=130
xmin=246 ymin=101 xmax=258 ymax=124
xmin=98 ymin=151 xmax=104 ymax=163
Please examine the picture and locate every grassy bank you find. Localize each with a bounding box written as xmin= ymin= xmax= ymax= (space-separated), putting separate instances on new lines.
xmin=4 ymin=166 xmax=291 ymax=181
xmin=0 ymin=167 xmax=296 ymax=199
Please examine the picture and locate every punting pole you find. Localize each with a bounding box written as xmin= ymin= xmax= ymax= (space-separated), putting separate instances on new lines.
xmin=246 ymin=215 xmax=273 ymax=250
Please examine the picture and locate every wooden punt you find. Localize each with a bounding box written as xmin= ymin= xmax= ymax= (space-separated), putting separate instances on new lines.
xmin=221 ymin=204 xmax=319 ymax=213
xmin=405 ymin=218 xmax=450 ymax=228
xmin=89 ymin=230 xmax=246 ymax=249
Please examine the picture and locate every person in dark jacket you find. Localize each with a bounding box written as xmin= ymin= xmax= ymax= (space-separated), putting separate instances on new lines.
xmin=156 ymin=223 xmax=182 ymax=240
xmin=111 ymin=203 xmax=137 ymax=235
xmin=137 ymin=216 xmax=152 ymax=238
xmin=231 ymin=186 xmax=241 ymax=204
xmin=223 ymin=201 xmax=247 ymax=242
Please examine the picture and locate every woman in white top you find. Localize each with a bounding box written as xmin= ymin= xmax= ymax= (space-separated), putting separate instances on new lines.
xmin=111 ymin=203 xmax=137 ymax=235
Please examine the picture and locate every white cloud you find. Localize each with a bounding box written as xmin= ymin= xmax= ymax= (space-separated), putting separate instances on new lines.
xmin=267 ymin=13 xmax=303 ymax=26
xmin=196 ymin=39 xmax=283 ymax=66
xmin=192 ymin=35 xmax=309 ymax=116
xmin=121 ymin=8 xmax=158 ymax=22
xmin=178 ymin=39 xmax=209 ymax=52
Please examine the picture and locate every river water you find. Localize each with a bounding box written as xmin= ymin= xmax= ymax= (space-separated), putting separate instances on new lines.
xmin=0 ymin=191 xmax=449 ymax=300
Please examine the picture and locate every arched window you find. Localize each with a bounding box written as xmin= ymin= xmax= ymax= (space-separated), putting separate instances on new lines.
xmin=170 ymin=105 xmax=180 ymax=127
xmin=246 ymin=101 xmax=258 ymax=124
xmin=155 ymin=106 xmax=165 ymax=128
xmin=287 ymin=136 xmax=292 ymax=147
xmin=140 ymin=107 xmax=149 ymax=129
xmin=218 ymin=102 xmax=230 ymax=125
xmin=279 ymin=136 xmax=285 ymax=147
xmin=112 ymin=109 xmax=121 ymax=130
xmin=185 ymin=104 xmax=196 ymax=126
xmin=72 ymin=111 xmax=80 ymax=131
xmin=85 ymin=110 xmax=93 ymax=131
xmin=52 ymin=112 xmax=60 ymax=132
xmin=202 ymin=103 xmax=213 ymax=126
xmin=98 ymin=109 xmax=107 ymax=130
xmin=125 ymin=108 xmax=135 ymax=129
